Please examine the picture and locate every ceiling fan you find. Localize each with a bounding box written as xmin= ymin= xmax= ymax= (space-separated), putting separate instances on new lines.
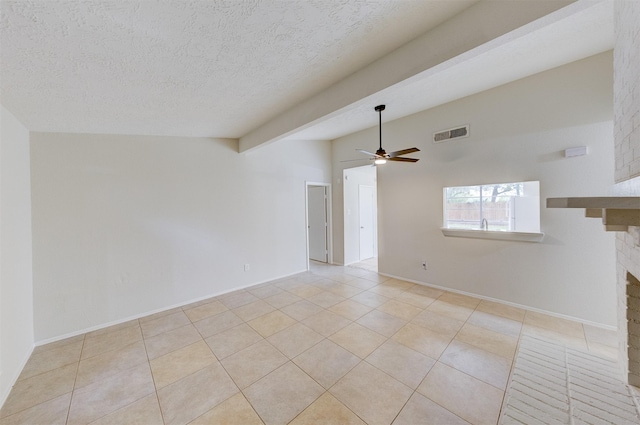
xmin=357 ymin=105 xmax=420 ymax=165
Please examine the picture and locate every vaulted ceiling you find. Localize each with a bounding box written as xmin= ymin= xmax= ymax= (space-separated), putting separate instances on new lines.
xmin=0 ymin=0 xmax=613 ymax=151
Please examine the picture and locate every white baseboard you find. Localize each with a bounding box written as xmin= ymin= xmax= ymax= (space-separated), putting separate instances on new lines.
xmin=380 ymin=272 xmax=617 ymax=331
xmin=35 ymin=268 xmax=309 ymax=347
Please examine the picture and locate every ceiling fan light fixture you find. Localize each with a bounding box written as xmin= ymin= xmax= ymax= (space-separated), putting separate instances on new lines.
xmin=374 ymin=158 xmax=387 ymax=165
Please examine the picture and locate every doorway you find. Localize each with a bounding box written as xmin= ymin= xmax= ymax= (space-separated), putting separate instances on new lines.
xmin=306 ymin=183 xmax=331 ymax=264
xmin=359 ymin=185 xmax=375 ymax=260
xmin=343 ymin=166 xmax=377 ymax=267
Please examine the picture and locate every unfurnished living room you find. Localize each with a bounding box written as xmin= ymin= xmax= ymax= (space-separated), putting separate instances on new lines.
xmin=1 ymin=0 xmax=640 ymax=424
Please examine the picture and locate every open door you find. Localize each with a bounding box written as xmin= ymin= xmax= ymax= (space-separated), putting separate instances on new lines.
xmin=308 ymin=185 xmax=328 ymax=263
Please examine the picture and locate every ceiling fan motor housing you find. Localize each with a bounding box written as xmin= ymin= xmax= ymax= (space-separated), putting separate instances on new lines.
xmin=376 ymin=148 xmax=388 ymax=157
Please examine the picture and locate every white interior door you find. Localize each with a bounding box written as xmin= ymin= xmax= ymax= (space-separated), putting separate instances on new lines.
xmin=308 ymin=186 xmax=328 ymax=263
xmin=359 ymin=185 xmax=375 ymax=260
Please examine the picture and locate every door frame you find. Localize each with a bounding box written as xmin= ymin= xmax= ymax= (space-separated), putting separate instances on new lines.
xmin=305 ymin=181 xmax=333 ymax=269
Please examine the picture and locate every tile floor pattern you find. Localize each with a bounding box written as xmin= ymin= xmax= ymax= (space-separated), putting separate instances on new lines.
xmin=0 ymin=262 xmax=619 ymax=425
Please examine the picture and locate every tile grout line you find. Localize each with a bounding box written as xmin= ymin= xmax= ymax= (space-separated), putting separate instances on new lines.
xmin=208 ymin=334 xmax=267 ymax=424
xmin=76 ymin=321 xmax=158 ymax=425
xmin=139 ymin=321 xmax=167 ymax=425
xmin=64 ymin=333 xmax=86 ymax=425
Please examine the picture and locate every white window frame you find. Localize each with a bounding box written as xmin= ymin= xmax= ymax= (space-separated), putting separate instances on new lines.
xmin=441 ymin=181 xmax=544 ymax=243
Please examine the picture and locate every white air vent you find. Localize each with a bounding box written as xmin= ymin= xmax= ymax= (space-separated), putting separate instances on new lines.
xmin=433 ymin=125 xmax=469 ymax=143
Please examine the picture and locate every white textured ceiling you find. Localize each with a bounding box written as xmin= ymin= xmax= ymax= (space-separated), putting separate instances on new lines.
xmin=0 ymin=1 xmax=614 ymax=145
xmin=0 ymin=0 xmax=478 ymax=138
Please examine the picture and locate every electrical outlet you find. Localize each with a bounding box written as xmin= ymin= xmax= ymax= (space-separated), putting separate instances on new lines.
xmin=422 ymin=260 xmax=428 ymax=270
xmin=244 ymin=264 xmax=250 ymax=272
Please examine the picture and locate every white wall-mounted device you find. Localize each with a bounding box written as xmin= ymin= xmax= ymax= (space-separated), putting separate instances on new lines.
xmin=564 ymin=146 xmax=588 ymax=158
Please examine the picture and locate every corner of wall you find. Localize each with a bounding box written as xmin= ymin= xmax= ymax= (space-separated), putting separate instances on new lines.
xmin=0 ymin=104 xmax=35 ymax=409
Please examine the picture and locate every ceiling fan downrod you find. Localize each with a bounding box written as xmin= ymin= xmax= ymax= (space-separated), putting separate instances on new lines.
xmin=352 ymin=104 xmax=419 ymax=164
xmin=375 ymin=104 xmax=385 ymax=155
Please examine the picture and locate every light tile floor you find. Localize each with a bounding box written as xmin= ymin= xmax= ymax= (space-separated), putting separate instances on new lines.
xmin=0 ymin=262 xmax=618 ymax=425
xmin=349 ymin=257 xmax=378 ymax=273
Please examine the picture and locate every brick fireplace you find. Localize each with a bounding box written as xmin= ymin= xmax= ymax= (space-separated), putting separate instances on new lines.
xmin=613 ymin=0 xmax=640 ymax=388
xmin=617 ymin=202 xmax=640 ymax=385
xmin=625 ymin=269 xmax=640 ymax=386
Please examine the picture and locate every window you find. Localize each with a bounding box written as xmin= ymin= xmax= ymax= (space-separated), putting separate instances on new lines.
xmin=443 ymin=181 xmax=540 ymax=233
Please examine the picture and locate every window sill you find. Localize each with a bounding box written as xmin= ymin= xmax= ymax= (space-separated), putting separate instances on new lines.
xmin=440 ymin=228 xmax=544 ymax=242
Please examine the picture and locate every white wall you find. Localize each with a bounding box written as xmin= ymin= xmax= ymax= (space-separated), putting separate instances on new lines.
xmin=0 ymin=105 xmax=34 ymax=406
xmin=332 ymin=51 xmax=617 ymax=326
xmin=30 ymin=134 xmax=330 ymax=341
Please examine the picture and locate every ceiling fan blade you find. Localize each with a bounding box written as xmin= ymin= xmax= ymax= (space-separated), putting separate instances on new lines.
xmin=363 ymin=107 xmax=419 ymax=165
xmin=388 ymin=157 xmax=419 ymax=162
xmin=340 ymin=158 xmax=373 ymax=163
xmin=388 ymin=147 xmax=420 ymax=157
xmin=357 ymin=149 xmax=382 ymax=157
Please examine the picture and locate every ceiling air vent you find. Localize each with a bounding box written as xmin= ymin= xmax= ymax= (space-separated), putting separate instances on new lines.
xmin=433 ymin=125 xmax=469 ymax=143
